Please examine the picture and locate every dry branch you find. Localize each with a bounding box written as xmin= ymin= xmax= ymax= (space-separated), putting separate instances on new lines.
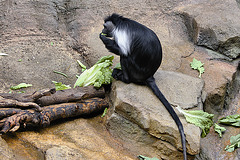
xmin=0 ymin=88 xmax=56 ymax=111
xmin=0 ymin=98 xmax=108 ymax=134
xmin=0 ymin=88 xmax=56 ymax=103
xmin=0 ymin=86 xmax=108 ymax=134
xmin=0 ymin=86 xmax=105 ymax=110
xmin=0 ymin=108 xmax=22 ymax=119
xmin=36 ymin=86 xmax=105 ymax=106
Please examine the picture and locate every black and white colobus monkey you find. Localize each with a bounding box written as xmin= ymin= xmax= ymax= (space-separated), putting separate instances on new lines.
xmin=99 ymin=13 xmax=187 ymax=160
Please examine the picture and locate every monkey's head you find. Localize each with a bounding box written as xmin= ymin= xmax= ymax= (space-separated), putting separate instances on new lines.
xmin=101 ymin=21 xmax=115 ymax=37
xmin=101 ymin=13 xmax=123 ymax=37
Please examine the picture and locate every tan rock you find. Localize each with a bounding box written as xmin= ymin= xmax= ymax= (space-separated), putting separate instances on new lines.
xmin=109 ymin=70 xmax=204 ymax=159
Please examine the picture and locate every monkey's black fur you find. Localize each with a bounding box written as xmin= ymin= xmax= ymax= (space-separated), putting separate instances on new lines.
xmin=99 ymin=13 xmax=187 ymax=160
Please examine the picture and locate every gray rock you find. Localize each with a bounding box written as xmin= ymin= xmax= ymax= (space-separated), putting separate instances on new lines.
xmin=176 ymin=0 xmax=240 ymax=60
xmin=237 ymin=0 xmax=240 ymax=9
xmin=0 ymin=137 xmax=15 ymax=160
xmin=109 ymin=70 xmax=204 ymax=158
xmin=46 ymin=146 xmax=83 ymax=160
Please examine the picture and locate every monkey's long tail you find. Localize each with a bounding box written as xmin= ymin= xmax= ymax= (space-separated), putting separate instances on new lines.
xmin=146 ymin=77 xmax=187 ymax=160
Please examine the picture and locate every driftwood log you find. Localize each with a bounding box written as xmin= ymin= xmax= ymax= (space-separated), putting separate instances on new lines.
xmin=0 ymin=86 xmax=105 ymax=108
xmin=0 ymin=86 xmax=108 ymax=134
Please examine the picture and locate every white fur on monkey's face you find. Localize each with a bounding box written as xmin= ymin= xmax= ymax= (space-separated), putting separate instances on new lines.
xmin=104 ymin=20 xmax=131 ymax=56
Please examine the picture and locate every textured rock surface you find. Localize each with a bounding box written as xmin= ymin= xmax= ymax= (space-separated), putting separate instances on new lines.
xmin=0 ymin=0 xmax=239 ymax=159
xmin=0 ymin=137 xmax=15 ymax=160
xmin=176 ymin=0 xmax=240 ymax=60
xmin=108 ymin=70 xmax=203 ymax=159
xmin=3 ymin=118 xmax=136 ymax=160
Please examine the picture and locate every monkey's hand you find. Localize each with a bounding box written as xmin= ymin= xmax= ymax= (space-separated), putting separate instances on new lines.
xmin=99 ymin=33 xmax=113 ymax=45
xmin=99 ymin=33 xmax=108 ymax=41
xmin=101 ymin=32 xmax=107 ymax=36
xmin=99 ymin=33 xmax=121 ymax=56
xmin=112 ymin=68 xmax=122 ymax=80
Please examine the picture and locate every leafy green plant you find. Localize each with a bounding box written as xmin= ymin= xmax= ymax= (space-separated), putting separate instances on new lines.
xmin=190 ymin=58 xmax=205 ymax=78
xmin=225 ymin=134 xmax=240 ymax=152
xmin=214 ymin=123 xmax=226 ymax=138
xmin=10 ymin=83 xmax=32 ymax=90
xmin=176 ymin=106 xmax=214 ymax=137
xmin=219 ymin=114 xmax=240 ymax=127
xmin=52 ymin=81 xmax=71 ymax=91
xmin=74 ymin=55 xmax=114 ymax=88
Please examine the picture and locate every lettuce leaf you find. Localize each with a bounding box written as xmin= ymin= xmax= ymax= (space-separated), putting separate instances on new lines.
xmin=214 ymin=123 xmax=226 ymax=138
xmin=53 ymin=70 xmax=68 ymax=78
xmin=10 ymin=83 xmax=32 ymax=90
xmin=225 ymin=134 xmax=240 ymax=152
xmin=0 ymin=53 xmax=8 ymax=56
xmin=138 ymin=155 xmax=160 ymax=160
xmin=52 ymin=81 xmax=71 ymax=91
xmin=176 ymin=106 xmax=214 ymax=137
xmin=101 ymin=108 xmax=108 ymax=118
xmin=77 ymin=60 xmax=87 ymax=72
xmin=219 ymin=114 xmax=240 ymax=127
xmin=74 ymin=55 xmax=114 ymax=88
xmin=190 ymin=58 xmax=205 ymax=78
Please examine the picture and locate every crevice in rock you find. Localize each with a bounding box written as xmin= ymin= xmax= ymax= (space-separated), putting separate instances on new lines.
xmin=223 ymin=61 xmax=240 ymax=111
xmin=178 ymin=12 xmax=240 ymax=61
xmin=50 ymin=0 xmax=91 ymax=65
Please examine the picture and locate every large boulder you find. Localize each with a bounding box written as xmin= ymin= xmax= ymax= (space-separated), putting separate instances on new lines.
xmin=2 ymin=118 xmax=136 ymax=160
xmin=108 ymin=70 xmax=204 ymax=159
xmin=176 ymin=0 xmax=240 ymax=60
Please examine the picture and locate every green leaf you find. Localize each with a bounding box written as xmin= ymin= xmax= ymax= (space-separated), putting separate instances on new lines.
xmin=225 ymin=134 xmax=240 ymax=152
xmin=77 ymin=60 xmax=87 ymax=72
xmin=52 ymin=81 xmax=71 ymax=91
xmin=53 ymin=70 xmax=68 ymax=78
xmin=219 ymin=114 xmax=240 ymax=127
xmin=176 ymin=106 xmax=214 ymax=137
xmin=10 ymin=83 xmax=32 ymax=90
xmin=101 ymin=108 xmax=108 ymax=118
xmin=138 ymin=155 xmax=160 ymax=160
xmin=74 ymin=55 xmax=114 ymax=88
xmin=96 ymin=55 xmax=114 ymax=64
xmin=214 ymin=123 xmax=226 ymax=138
xmin=190 ymin=58 xmax=205 ymax=78
xmin=198 ymin=67 xmax=205 ymax=78
xmin=101 ymin=33 xmax=107 ymax=36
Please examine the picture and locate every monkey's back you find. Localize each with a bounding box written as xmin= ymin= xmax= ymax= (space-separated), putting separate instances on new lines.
xmin=124 ymin=19 xmax=162 ymax=82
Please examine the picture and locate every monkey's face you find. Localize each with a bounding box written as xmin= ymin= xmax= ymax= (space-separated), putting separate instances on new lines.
xmin=102 ymin=21 xmax=115 ymax=37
